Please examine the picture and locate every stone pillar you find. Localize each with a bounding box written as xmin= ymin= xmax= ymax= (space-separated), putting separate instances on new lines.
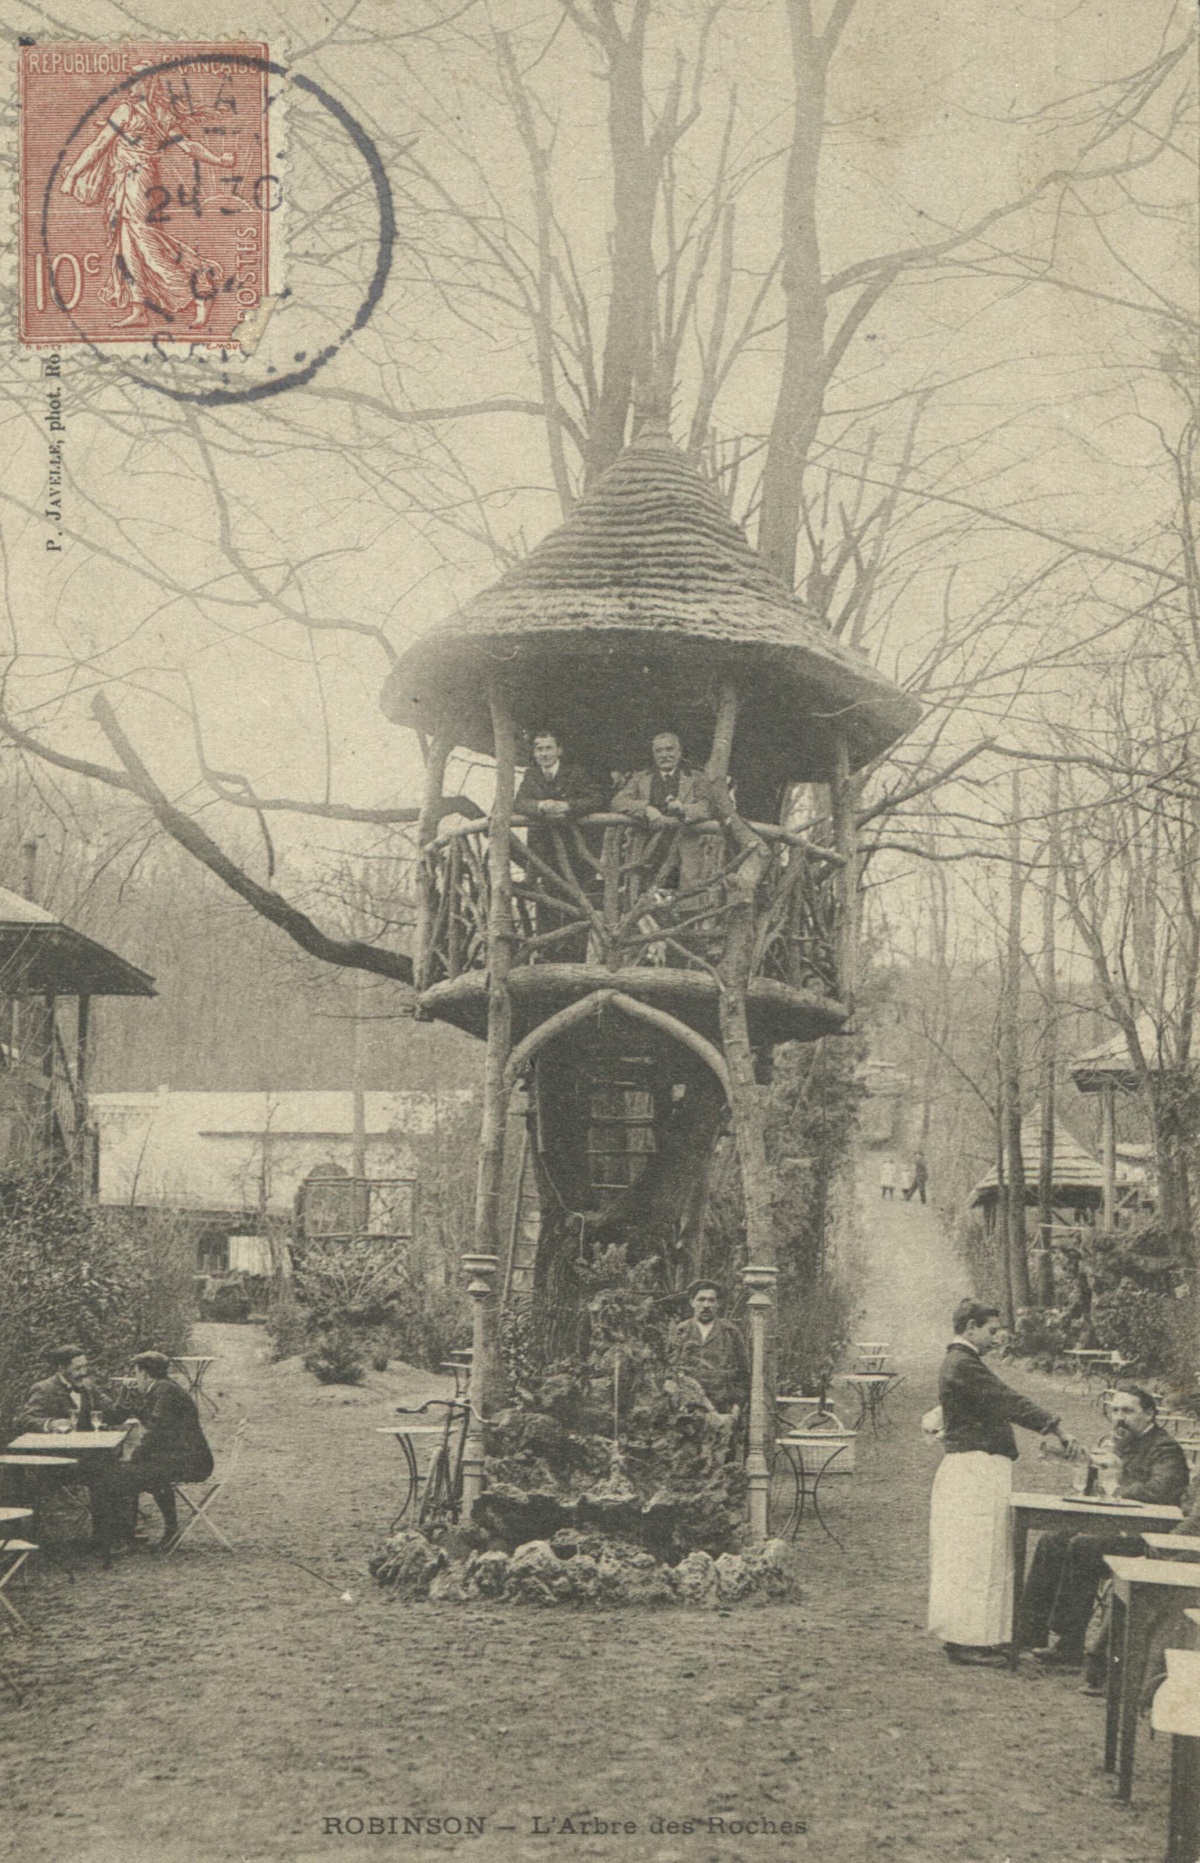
xmin=743 ymin=1263 xmax=778 ymax=1544
xmin=460 ymin=1252 xmax=498 ymax=1520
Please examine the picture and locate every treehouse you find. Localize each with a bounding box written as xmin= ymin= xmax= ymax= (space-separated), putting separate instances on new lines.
xmin=381 ymin=424 xmax=918 ymax=1534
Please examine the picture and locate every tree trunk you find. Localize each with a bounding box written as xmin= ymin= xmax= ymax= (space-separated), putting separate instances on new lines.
xmin=586 ymin=7 xmax=659 ymax=482
xmin=757 ymin=1 xmax=828 ymax=584
xmin=1036 ymin=769 xmax=1059 ymax=1307
xmin=1001 ymin=777 xmax=1031 ymax=1311
xmin=472 ymin=687 xmax=517 ymax=1406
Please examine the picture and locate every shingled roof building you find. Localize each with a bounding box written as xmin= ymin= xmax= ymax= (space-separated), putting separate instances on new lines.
xmin=0 ymin=881 xmax=154 ymax=1188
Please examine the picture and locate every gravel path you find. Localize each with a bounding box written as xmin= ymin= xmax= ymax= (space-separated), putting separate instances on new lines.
xmin=0 ymin=1220 xmax=1177 ymax=1863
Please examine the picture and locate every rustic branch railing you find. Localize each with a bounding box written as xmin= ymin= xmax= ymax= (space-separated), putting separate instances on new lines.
xmin=417 ymin=815 xmax=842 ymax=998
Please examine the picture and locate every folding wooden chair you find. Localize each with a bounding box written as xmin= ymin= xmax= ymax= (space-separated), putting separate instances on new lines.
xmin=0 ymin=1536 xmax=38 ymax=1632
xmin=167 ymin=1418 xmax=245 ymax=1554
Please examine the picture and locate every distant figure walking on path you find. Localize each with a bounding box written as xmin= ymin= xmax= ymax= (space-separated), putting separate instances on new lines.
xmin=927 ymin=1299 xmax=1076 ymax=1667
xmin=879 ymin=1155 xmax=897 ymax=1199
xmin=903 ymin=1149 xmax=928 ymax=1204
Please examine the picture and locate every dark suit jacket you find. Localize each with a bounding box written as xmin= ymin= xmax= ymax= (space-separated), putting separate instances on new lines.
xmin=514 ymin=761 xmax=609 ymax=870
xmin=18 ymin=1372 xmax=111 ymax=1434
xmin=938 ymin=1340 xmax=1059 ymax=1460
xmin=1116 ymin=1423 xmax=1189 ymax=1505
xmin=129 ymin=1377 xmax=213 ymax=1482
xmin=668 ymin=1316 xmax=749 ymax=1412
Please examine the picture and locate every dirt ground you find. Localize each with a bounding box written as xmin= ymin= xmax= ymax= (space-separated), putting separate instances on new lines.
xmin=0 ymin=1198 xmax=1183 ymax=1863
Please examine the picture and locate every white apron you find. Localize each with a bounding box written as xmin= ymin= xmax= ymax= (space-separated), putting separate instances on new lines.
xmin=927 ymin=1449 xmax=1013 ymax=1646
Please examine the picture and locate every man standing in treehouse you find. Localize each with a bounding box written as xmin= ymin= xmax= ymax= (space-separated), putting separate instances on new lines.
xmin=668 ymin=1282 xmax=750 ymax=1423
xmin=611 ymin=732 xmax=739 ymax=919
xmin=514 ymin=729 xmax=607 ymax=957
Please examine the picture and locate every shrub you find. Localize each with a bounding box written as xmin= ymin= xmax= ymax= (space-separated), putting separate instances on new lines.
xmin=265 ymin=1289 xmax=312 ymax=1361
xmin=1006 ymin=1307 xmax=1074 ymax=1372
xmin=378 ymin=1279 xmax=470 ymax=1372
xmin=1089 ymin=1287 xmax=1193 ymax=1379
xmin=0 ymin=1174 xmax=196 ymax=1433
xmin=303 ymin=1325 xmax=366 ymax=1385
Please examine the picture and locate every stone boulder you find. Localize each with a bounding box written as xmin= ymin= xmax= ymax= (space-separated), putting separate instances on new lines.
xmin=368 ymin=1529 xmax=446 ymax=1599
xmin=672 ymin=1549 xmax=719 ymax=1605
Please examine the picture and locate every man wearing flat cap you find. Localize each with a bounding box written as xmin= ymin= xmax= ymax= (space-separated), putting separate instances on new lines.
xmin=94 ymin=1350 xmax=214 ymax=1554
xmin=668 ymin=1282 xmax=750 ymax=1418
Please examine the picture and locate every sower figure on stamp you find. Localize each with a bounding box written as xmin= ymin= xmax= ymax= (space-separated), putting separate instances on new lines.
xmin=928 ymin=1300 xmax=1076 ymax=1667
xmin=59 ymin=67 xmax=234 ymax=330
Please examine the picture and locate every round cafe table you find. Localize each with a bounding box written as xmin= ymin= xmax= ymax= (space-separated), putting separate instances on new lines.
xmin=839 ymin=1371 xmax=901 ymax=1436
xmin=170 ymin=1356 xmax=218 ymax=1416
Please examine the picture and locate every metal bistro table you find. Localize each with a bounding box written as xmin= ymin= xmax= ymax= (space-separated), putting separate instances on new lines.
xmin=774 ymin=1431 xmax=853 ymax=1548
xmin=838 ymin=1371 xmax=900 ymax=1436
xmin=1103 ymin=1554 xmax=1200 ymax=1803
xmin=377 ymin=1400 xmax=470 ymax=1531
xmin=170 ymin=1355 xmax=218 ymax=1417
xmin=1007 ymin=1492 xmax=1183 ymax=1670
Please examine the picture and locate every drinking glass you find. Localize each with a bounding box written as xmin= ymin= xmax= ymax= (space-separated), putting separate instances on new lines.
xmin=1069 ymin=1455 xmax=1093 ymax=1495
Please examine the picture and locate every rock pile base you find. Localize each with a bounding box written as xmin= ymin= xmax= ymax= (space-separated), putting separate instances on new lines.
xmin=369 ymin=1528 xmax=800 ymax=1608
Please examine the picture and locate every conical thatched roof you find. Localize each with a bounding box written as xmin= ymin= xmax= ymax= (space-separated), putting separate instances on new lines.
xmin=381 ymin=430 xmax=919 ymax=792
xmin=968 ymin=1113 xmax=1104 ymax=1208
xmin=1069 ymin=1020 xmax=1178 ymax=1093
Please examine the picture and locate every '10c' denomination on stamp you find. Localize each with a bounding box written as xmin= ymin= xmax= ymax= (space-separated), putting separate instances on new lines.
xmin=19 ymin=42 xmax=271 ymax=348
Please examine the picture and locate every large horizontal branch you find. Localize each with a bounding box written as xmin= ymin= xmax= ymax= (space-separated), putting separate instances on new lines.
xmin=90 ymin=696 xmax=415 ymax=988
xmin=855 ymin=741 xmax=996 ymax=829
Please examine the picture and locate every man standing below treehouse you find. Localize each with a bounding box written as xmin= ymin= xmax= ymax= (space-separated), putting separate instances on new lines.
xmin=669 ymin=1281 xmax=750 ymax=1421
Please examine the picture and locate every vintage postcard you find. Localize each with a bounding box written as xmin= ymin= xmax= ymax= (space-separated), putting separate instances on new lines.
xmin=0 ymin=2 xmax=1195 ymax=1861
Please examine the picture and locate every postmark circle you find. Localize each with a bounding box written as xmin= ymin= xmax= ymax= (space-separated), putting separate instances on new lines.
xmin=35 ymin=49 xmax=395 ymax=406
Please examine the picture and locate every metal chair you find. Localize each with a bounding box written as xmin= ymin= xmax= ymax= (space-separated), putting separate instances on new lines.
xmin=167 ymin=1418 xmax=246 ymax=1554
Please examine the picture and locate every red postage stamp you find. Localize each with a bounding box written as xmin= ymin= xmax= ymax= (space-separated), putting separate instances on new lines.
xmin=19 ymin=42 xmax=271 ymax=348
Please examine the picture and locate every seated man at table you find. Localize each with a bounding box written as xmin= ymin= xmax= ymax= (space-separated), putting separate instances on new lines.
xmin=1018 ymin=1385 xmax=1190 ymax=1670
xmin=18 ymin=1343 xmax=112 ymax=1433
xmin=94 ymin=1351 xmax=213 ymax=1554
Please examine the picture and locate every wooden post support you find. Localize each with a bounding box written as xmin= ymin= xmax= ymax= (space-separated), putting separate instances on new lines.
xmin=75 ymin=993 xmax=91 ymax=1194
xmin=459 ymin=1252 xmax=498 ymax=1520
xmin=414 ymin=724 xmax=455 ymax=992
xmin=828 ymin=733 xmax=859 ymax=1007
xmin=1101 ymin=1080 xmax=1116 ymax=1232
xmin=743 ymin=1264 xmax=777 ymax=1544
xmin=470 ymin=685 xmax=517 ymax=1413
xmin=705 ymin=681 xmax=739 ymax=782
